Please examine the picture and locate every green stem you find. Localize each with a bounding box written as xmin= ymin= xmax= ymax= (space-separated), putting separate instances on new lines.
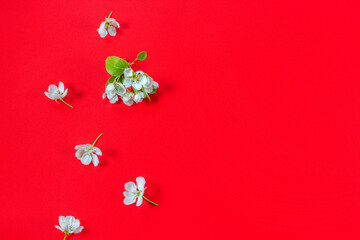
xmin=108 ymin=11 xmax=113 ymax=18
xmin=92 ymin=133 xmax=103 ymax=147
xmin=143 ymin=196 xmax=158 ymax=206
xmin=130 ymin=59 xmax=138 ymax=66
xmin=59 ymin=98 xmax=73 ymax=108
xmin=63 ymin=231 xmax=69 ymax=240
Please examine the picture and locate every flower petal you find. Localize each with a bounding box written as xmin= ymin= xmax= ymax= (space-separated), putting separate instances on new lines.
xmin=93 ymin=147 xmax=102 ymax=156
xmin=58 ymin=82 xmax=64 ymax=93
xmin=136 ymin=176 xmax=146 ymax=191
xmin=98 ymin=27 xmax=107 ymax=38
xmin=123 ymin=78 xmax=132 ymax=88
xmin=108 ymin=19 xmax=120 ymax=28
xmin=81 ymin=154 xmax=92 ymax=165
xmin=48 ymin=84 xmax=58 ymax=93
xmin=55 ymin=225 xmax=63 ymax=231
xmin=75 ymin=149 xmax=84 ymax=160
xmin=62 ymin=89 xmax=68 ymax=98
xmin=124 ymin=181 xmax=137 ymax=192
xmin=132 ymin=81 xmax=143 ymax=91
xmin=74 ymin=226 xmax=84 ymax=234
xmin=124 ymin=68 xmax=133 ymax=77
xmin=44 ymin=92 xmax=54 ymax=100
xmin=92 ymin=154 xmax=99 ymax=167
xmin=136 ymin=196 xmax=143 ymax=207
xmin=108 ymin=26 xmax=117 ymax=36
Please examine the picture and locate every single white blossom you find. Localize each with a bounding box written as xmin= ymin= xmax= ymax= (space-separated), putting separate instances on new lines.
xmin=97 ymin=12 xmax=120 ymax=38
xmin=55 ymin=216 xmax=83 ymax=237
xmin=123 ymin=176 xmax=158 ymax=207
xmin=44 ymin=82 xmax=73 ymax=108
xmin=143 ymin=76 xmax=159 ymax=93
xmin=103 ymin=82 xmax=126 ymax=104
xmin=75 ymin=133 xmax=103 ymax=167
xmin=123 ymin=68 xmax=149 ymax=90
xmin=134 ymin=92 xmax=145 ymax=103
xmin=122 ymin=92 xmax=134 ymax=106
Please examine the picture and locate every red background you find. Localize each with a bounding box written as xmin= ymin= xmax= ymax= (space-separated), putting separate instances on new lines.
xmin=1 ymin=0 xmax=360 ymax=239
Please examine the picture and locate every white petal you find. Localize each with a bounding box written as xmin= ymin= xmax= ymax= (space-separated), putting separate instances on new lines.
xmin=74 ymin=226 xmax=84 ymax=234
xmin=48 ymin=84 xmax=58 ymax=93
xmin=106 ymin=83 xmax=115 ymax=91
xmin=81 ymin=154 xmax=92 ymax=165
xmin=108 ymin=26 xmax=117 ymax=36
xmin=116 ymin=83 xmax=126 ymax=96
xmin=123 ymin=78 xmax=132 ymax=88
xmin=123 ymin=191 xmax=136 ymax=199
xmin=75 ymin=149 xmax=84 ymax=160
xmin=98 ymin=27 xmax=107 ymax=38
xmin=55 ymin=225 xmax=63 ymax=231
xmin=58 ymin=82 xmax=64 ymax=93
xmin=99 ymin=21 xmax=106 ymax=29
xmin=136 ymin=177 xmax=146 ymax=191
xmin=59 ymin=216 xmax=65 ymax=223
xmin=136 ymin=196 xmax=143 ymax=207
xmin=92 ymin=147 xmax=102 ymax=156
xmin=72 ymin=219 xmax=80 ymax=229
xmin=153 ymin=81 xmax=159 ymax=88
xmin=132 ymin=81 xmax=143 ymax=91
xmin=123 ymin=97 xmax=134 ymax=106
xmin=123 ymin=192 xmax=136 ymax=205
xmin=124 ymin=68 xmax=133 ymax=77
xmin=124 ymin=182 xmax=137 ymax=192
xmin=92 ymin=154 xmax=99 ymax=167
xmin=61 ymin=89 xmax=68 ymax=98
xmin=109 ymin=19 xmax=120 ymax=28
xmin=44 ymin=92 xmax=54 ymax=100
xmin=109 ymin=95 xmax=119 ymax=104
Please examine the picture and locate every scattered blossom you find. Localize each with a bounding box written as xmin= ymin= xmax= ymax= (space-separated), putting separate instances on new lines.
xmin=123 ymin=176 xmax=158 ymax=207
xmin=75 ymin=133 xmax=103 ymax=167
xmin=55 ymin=216 xmax=83 ymax=239
xmin=44 ymin=82 xmax=73 ymax=108
xmin=97 ymin=12 xmax=120 ymax=38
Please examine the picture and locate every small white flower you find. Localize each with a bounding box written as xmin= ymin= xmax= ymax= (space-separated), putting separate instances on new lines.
xmin=97 ymin=12 xmax=120 ymax=38
xmin=103 ymin=82 xmax=126 ymax=104
xmin=123 ymin=68 xmax=149 ymax=91
xmin=44 ymin=82 xmax=68 ymax=100
xmin=123 ymin=176 xmax=158 ymax=207
xmin=75 ymin=133 xmax=103 ymax=167
xmin=143 ymin=76 xmax=159 ymax=93
xmin=122 ymin=92 xmax=134 ymax=106
xmin=55 ymin=216 xmax=83 ymax=236
xmin=134 ymin=92 xmax=145 ymax=103
xmin=44 ymin=82 xmax=73 ymax=108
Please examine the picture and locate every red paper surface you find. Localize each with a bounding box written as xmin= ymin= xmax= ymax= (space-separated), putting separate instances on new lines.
xmin=1 ymin=0 xmax=359 ymax=239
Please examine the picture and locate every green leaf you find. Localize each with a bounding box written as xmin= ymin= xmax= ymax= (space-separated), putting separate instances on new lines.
xmin=105 ymin=76 xmax=116 ymax=87
xmin=105 ymin=56 xmax=128 ymax=76
xmin=136 ymin=51 xmax=147 ymax=61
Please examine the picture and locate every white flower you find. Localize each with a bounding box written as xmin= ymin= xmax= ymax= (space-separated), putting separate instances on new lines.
xmin=103 ymin=82 xmax=126 ymax=104
xmin=44 ymin=82 xmax=73 ymax=108
xmin=55 ymin=216 xmax=83 ymax=234
xmin=97 ymin=12 xmax=120 ymax=38
xmin=122 ymin=92 xmax=134 ymax=106
xmin=123 ymin=68 xmax=149 ymax=90
xmin=75 ymin=144 xmax=102 ymax=166
xmin=134 ymin=92 xmax=145 ymax=103
xmin=44 ymin=82 xmax=68 ymax=100
xmin=143 ymin=76 xmax=159 ymax=93
xmin=123 ymin=176 xmax=146 ymax=206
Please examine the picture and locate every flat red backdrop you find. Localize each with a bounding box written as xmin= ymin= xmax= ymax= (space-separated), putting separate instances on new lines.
xmin=1 ymin=0 xmax=360 ymax=239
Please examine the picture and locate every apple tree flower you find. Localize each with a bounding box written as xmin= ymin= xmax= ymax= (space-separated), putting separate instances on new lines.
xmin=97 ymin=12 xmax=120 ymax=38
xmin=123 ymin=176 xmax=158 ymax=207
xmin=122 ymin=92 xmax=134 ymax=106
xmin=55 ymin=216 xmax=83 ymax=240
xmin=44 ymin=82 xmax=73 ymax=108
xmin=143 ymin=76 xmax=159 ymax=94
xmin=102 ymin=82 xmax=126 ymax=104
xmin=123 ymin=68 xmax=149 ymax=91
xmin=75 ymin=133 xmax=103 ymax=167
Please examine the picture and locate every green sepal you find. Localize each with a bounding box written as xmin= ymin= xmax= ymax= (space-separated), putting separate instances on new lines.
xmin=142 ymin=87 xmax=151 ymax=101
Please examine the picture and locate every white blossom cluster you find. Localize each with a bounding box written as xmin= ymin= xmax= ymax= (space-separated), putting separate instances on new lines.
xmin=103 ymin=68 xmax=159 ymax=106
